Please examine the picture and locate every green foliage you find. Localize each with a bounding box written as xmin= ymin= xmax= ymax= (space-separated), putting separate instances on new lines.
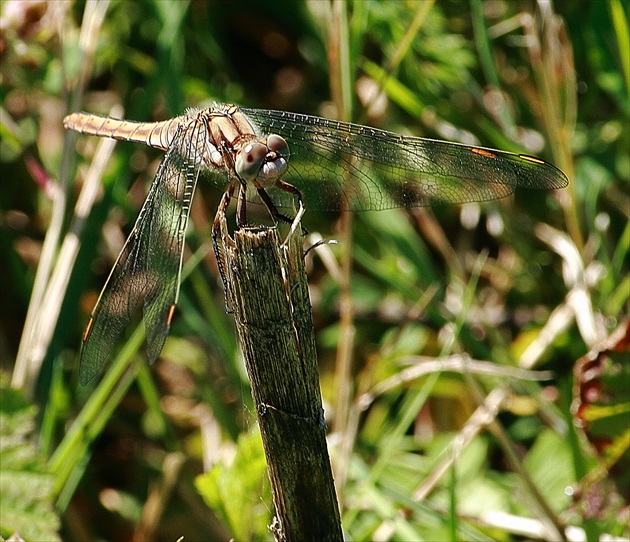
xmin=0 ymin=382 xmax=61 ymax=541
xmin=1 ymin=0 xmax=628 ymax=540
xmin=196 ymin=431 xmax=271 ymax=541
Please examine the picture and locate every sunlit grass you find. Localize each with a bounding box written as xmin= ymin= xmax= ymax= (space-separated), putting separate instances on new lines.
xmin=1 ymin=0 xmax=628 ymax=540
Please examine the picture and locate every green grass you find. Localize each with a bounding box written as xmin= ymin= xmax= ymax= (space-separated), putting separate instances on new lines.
xmin=1 ymin=0 xmax=628 ymax=540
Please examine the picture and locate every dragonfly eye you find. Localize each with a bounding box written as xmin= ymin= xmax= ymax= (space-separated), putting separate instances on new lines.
xmin=267 ymin=134 xmax=289 ymax=157
xmin=259 ymin=134 xmax=289 ymax=183
xmin=235 ymin=142 xmax=267 ymax=181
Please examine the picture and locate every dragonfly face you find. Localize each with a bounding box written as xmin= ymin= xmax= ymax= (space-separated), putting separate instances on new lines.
xmin=64 ymin=103 xmax=568 ymax=384
xmin=234 ymin=134 xmax=289 ymax=186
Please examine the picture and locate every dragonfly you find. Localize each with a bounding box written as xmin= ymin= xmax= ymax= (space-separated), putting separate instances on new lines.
xmin=64 ymin=103 xmax=568 ymax=384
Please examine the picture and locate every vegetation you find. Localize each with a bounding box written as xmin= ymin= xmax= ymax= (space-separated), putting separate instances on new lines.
xmin=1 ymin=0 xmax=627 ymax=540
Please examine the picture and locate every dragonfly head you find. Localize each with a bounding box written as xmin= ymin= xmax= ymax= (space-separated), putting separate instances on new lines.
xmin=235 ymin=134 xmax=289 ymax=186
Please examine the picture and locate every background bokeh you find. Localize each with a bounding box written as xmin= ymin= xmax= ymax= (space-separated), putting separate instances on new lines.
xmin=1 ymin=1 xmax=628 ymax=540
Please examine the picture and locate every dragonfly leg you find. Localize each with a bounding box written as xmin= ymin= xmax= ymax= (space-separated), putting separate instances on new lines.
xmin=275 ymin=179 xmax=303 ymax=203
xmin=258 ymin=182 xmax=308 ymax=236
xmin=236 ymin=182 xmax=247 ymax=228
xmin=273 ymin=179 xmax=308 ymax=235
xmin=212 ymin=184 xmax=235 ymax=313
xmin=257 ymin=187 xmax=293 ymax=225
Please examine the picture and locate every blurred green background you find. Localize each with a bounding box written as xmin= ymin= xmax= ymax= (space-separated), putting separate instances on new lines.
xmin=1 ymin=0 xmax=628 ymax=540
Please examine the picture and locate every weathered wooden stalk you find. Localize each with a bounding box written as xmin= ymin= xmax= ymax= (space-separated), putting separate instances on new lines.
xmin=215 ymin=206 xmax=343 ymax=542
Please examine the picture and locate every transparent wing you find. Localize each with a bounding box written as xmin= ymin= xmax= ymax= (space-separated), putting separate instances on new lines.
xmin=242 ymin=108 xmax=568 ymax=211
xmin=79 ymin=121 xmax=202 ymax=385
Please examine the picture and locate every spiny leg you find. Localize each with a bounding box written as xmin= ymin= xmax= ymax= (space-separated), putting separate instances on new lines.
xmin=257 ymin=187 xmax=293 ymax=225
xmin=213 ymin=179 xmax=306 ymax=312
xmin=272 ymin=179 xmax=308 ymax=236
xmin=236 ymin=182 xmax=248 ymax=228
xmin=275 ymin=178 xmax=303 ymax=204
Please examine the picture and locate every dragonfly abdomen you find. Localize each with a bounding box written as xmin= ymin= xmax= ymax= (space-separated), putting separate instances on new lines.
xmin=63 ymin=112 xmax=181 ymax=151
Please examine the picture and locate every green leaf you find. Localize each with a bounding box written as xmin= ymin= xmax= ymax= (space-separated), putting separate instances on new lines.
xmin=0 ymin=383 xmax=61 ymax=542
xmin=195 ymin=431 xmax=271 ymax=540
xmin=522 ymin=429 xmax=574 ymax=514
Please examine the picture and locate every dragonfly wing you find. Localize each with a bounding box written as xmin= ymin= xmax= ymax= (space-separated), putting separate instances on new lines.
xmin=141 ymin=120 xmax=202 ymax=363
xmin=242 ymin=109 xmax=568 ymax=211
xmin=79 ymin=121 xmax=201 ymax=384
xmin=80 ymin=219 xmax=148 ymax=385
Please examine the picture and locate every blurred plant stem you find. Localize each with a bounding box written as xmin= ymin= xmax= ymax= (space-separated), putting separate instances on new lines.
xmin=12 ymin=0 xmax=111 ymax=395
xmin=327 ymin=0 xmax=355 ymax=499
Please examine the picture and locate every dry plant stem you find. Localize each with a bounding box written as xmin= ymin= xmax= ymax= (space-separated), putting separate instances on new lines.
xmin=215 ymin=206 xmax=342 ymax=542
xmin=486 ymin=413 xmax=567 ymax=542
xmin=12 ymin=1 xmax=110 ymax=393
xmin=463 ymin=369 xmax=567 ymax=541
xmin=328 ymin=0 xmax=356 ymax=495
xmin=523 ymin=8 xmax=581 ymax=249
xmin=134 ymin=452 xmax=185 ymax=542
xmin=413 ymin=385 xmax=566 ymax=541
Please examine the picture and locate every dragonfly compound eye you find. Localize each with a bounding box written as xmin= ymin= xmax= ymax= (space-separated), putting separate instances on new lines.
xmin=266 ymin=134 xmax=289 ymax=157
xmin=258 ymin=137 xmax=289 ymax=184
xmin=235 ymin=142 xmax=268 ymax=181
